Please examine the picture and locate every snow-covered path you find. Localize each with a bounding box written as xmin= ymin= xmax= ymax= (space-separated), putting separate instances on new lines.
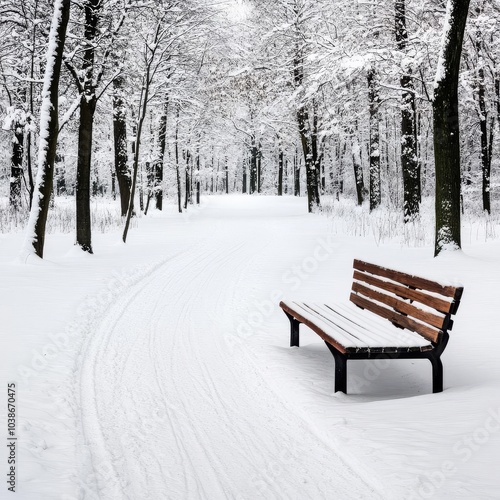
xmin=5 ymin=195 xmax=499 ymax=499
xmin=77 ymin=199 xmax=383 ymax=499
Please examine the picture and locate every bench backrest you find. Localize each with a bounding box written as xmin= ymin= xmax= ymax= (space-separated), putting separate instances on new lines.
xmin=350 ymin=259 xmax=464 ymax=345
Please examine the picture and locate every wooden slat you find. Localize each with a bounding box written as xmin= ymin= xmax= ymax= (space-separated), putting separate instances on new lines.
xmin=350 ymin=293 xmax=442 ymax=344
xmin=280 ymin=301 xmax=348 ymax=354
xmin=320 ymin=303 xmax=429 ymax=347
xmin=353 ymin=259 xmax=459 ymax=298
xmin=352 ymin=270 xmax=453 ymax=314
xmin=351 ymin=282 xmax=446 ymax=330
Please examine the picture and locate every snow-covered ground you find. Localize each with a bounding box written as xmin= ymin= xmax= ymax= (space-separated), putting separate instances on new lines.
xmin=1 ymin=195 xmax=499 ymax=499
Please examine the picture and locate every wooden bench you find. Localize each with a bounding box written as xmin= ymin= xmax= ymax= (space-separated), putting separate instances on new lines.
xmin=279 ymin=259 xmax=464 ymax=394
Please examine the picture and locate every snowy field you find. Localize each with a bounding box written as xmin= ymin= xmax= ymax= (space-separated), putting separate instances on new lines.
xmin=1 ymin=195 xmax=500 ymax=499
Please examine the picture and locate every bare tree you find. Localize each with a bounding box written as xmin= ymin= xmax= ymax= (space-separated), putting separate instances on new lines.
xmin=64 ymin=0 xmax=129 ymax=253
xmin=22 ymin=0 xmax=70 ymax=259
xmin=396 ymin=0 xmax=420 ymax=221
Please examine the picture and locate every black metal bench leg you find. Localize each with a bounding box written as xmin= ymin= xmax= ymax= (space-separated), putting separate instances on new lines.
xmin=429 ymin=355 xmax=443 ymax=393
xmin=285 ymin=313 xmax=300 ymax=347
xmin=325 ymin=342 xmax=347 ymax=393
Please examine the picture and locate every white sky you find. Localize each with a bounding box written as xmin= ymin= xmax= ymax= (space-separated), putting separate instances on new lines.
xmin=222 ymin=0 xmax=251 ymax=21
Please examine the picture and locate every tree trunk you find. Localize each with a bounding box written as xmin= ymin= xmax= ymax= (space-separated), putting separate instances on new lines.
xmin=216 ymin=159 xmax=220 ymax=193
xmin=242 ymin=159 xmax=247 ymax=193
xmin=297 ymin=106 xmax=320 ymax=211
xmin=144 ymin=161 xmax=154 ymax=215
xmin=26 ymin=130 xmax=34 ymax=209
xmin=76 ymin=94 xmax=96 ymax=253
xmin=474 ymin=16 xmax=491 ymax=214
xmin=123 ymin=83 xmax=147 ymax=242
xmin=478 ymin=68 xmax=490 ymax=214
xmin=351 ymin=130 xmax=365 ymax=206
xmin=433 ymin=0 xmax=470 ymax=256
xmin=156 ymin=96 xmax=168 ymax=210
xmin=284 ymin=159 xmax=288 ymax=194
xmin=368 ymin=66 xmax=381 ymax=211
xmin=495 ymin=73 xmax=500 ymax=125
xmin=9 ymin=121 xmax=24 ymax=209
xmin=56 ymin=155 xmax=66 ymax=195
xmin=257 ymin=143 xmax=262 ymax=193
xmin=174 ymin=108 xmax=182 ymax=213
xmin=311 ymin=100 xmax=323 ymax=195
xmin=250 ymin=138 xmax=257 ymax=194
xmin=184 ymin=151 xmax=190 ymax=209
xmin=75 ymin=0 xmax=101 ymax=253
xmin=111 ymin=168 xmax=116 ymax=199
xmin=129 ymin=121 xmax=143 ymax=212
xmin=27 ymin=4 xmax=38 ymax=210
xmin=139 ymin=166 xmax=144 ymax=212
xmin=196 ymin=146 xmax=201 ymax=204
xmin=293 ymin=8 xmax=319 ymax=212
xmin=278 ymin=149 xmax=284 ymax=196
xmin=23 ymin=0 xmax=70 ymax=258
xmin=396 ymin=0 xmax=420 ymax=221
xmin=112 ymin=75 xmax=130 ymax=216
xmin=123 ymin=23 xmax=164 ymax=243
xmin=294 ymin=149 xmax=300 ymax=197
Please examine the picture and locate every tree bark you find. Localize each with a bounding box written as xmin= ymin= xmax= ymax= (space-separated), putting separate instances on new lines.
xmin=433 ymin=0 xmax=470 ymax=256
xmin=75 ymin=0 xmax=101 ymax=253
xmin=76 ymin=94 xmax=96 ymax=253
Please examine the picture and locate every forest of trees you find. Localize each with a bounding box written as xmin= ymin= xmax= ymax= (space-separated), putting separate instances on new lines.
xmin=0 ymin=0 xmax=496 ymax=257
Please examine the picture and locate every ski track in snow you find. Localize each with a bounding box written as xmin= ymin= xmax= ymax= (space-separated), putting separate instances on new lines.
xmin=77 ymin=214 xmax=384 ymax=500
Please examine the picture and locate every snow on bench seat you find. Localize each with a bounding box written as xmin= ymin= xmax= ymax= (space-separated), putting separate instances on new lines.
xmin=280 ymin=300 xmax=432 ymax=354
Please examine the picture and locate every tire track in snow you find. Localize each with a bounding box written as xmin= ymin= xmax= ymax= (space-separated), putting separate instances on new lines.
xmin=78 ymin=221 xmax=385 ymax=500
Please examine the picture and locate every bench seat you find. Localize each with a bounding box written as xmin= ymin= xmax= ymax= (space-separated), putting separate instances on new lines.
xmin=280 ymin=300 xmax=432 ymax=354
